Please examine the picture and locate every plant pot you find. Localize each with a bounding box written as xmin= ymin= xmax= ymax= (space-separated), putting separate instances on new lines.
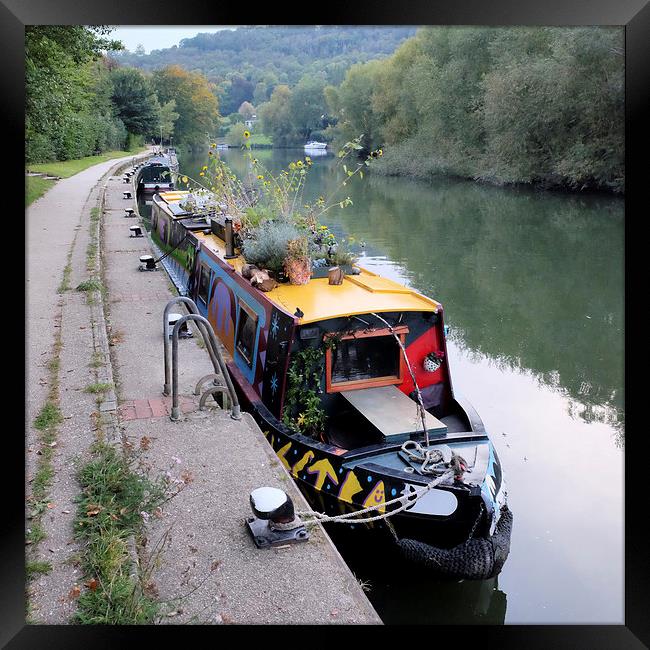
xmin=285 ymin=257 xmax=311 ymax=285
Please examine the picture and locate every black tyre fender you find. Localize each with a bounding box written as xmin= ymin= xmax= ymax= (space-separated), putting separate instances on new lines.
xmin=396 ymin=506 xmax=513 ymax=580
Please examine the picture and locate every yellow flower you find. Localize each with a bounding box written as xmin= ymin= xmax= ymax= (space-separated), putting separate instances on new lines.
xmin=296 ymin=160 xmax=304 ymax=168
xmin=199 ymin=172 xmax=204 ymax=176
xmin=378 ymin=149 xmax=383 ymax=157
xmin=181 ymin=176 xmax=188 ymax=183
xmin=305 ymin=156 xmax=311 ymax=163
xmin=257 ymin=175 xmax=264 ymax=180
xmin=289 ymin=162 xmax=296 ymax=170
xmin=243 ymin=130 xmax=251 ymax=139
xmin=297 ymin=413 xmax=306 ymax=426
xmin=202 ymin=165 xmax=208 ymax=170
xmin=208 ymin=151 xmax=213 ymax=156
xmin=210 ymin=143 xmax=216 ymax=148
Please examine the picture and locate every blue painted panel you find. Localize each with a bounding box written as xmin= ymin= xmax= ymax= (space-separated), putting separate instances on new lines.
xmin=198 ymin=251 xmax=266 ymax=385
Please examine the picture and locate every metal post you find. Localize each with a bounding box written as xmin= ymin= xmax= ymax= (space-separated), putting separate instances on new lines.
xmin=163 ymin=297 xmax=219 ymax=395
xmin=170 ymin=313 xmax=241 ymax=421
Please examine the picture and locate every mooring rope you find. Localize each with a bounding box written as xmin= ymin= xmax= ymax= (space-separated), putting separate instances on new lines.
xmin=153 ymin=232 xmax=190 ymax=265
xmin=371 ymin=312 xmax=430 ymax=445
xmin=295 ymin=469 xmax=454 ymax=525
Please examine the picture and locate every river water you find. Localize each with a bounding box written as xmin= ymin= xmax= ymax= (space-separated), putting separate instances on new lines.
xmin=151 ymin=146 xmax=624 ymax=625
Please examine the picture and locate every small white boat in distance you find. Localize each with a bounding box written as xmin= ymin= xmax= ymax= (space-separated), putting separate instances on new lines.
xmin=305 ymin=141 xmax=327 ymax=149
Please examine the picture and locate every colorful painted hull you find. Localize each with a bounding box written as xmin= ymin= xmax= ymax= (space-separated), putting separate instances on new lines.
xmin=151 ymin=189 xmax=512 ymax=577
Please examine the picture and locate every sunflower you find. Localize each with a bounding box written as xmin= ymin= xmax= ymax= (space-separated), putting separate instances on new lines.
xmin=257 ymin=174 xmax=264 ymax=180
xmin=243 ymin=130 xmax=251 ymax=139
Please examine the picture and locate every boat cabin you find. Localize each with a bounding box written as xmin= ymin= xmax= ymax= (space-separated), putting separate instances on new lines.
xmin=137 ymin=156 xmax=175 ymax=193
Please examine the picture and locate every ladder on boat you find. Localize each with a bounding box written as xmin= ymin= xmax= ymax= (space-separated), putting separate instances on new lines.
xmin=163 ymin=297 xmax=241 ymax=421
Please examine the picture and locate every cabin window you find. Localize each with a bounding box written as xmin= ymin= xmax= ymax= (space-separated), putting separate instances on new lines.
xmin=198 ymin=265 xmax=211 ymax=305
xmin=235 ymin=300 xmax=258 ymax=368
xmin=325 ymin=326 xmax=407 ymax=393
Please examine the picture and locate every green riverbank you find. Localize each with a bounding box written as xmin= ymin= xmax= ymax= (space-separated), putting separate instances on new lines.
xmin=25 ymin=176 xmax=57 ymax=207
xmin=25 ymin=147 xmax=149 ymax=207
xmin=27 ymin=147 xmax=148 ymax=179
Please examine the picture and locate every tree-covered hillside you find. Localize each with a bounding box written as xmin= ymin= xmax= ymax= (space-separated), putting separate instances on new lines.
xmin=111 ymin=26 xmax=416 ymax=115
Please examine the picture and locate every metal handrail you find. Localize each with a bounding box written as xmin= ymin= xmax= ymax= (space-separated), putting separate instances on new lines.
xmin=163 ymin=297 xmax=220 ymax=395
xmin=170 ymin=313 xmax=241 ymax=422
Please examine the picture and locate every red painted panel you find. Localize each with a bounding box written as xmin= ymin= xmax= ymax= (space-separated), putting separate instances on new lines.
xmin=399 ymin=326 xmax=445 ymax=395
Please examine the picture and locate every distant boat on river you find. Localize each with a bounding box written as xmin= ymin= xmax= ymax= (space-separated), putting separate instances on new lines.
xmin=305 ymin=141 xmax=328 ymax=150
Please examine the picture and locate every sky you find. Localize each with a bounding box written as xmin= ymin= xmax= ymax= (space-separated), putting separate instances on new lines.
xmin=108 ymin=26 xmax=236 ymax=54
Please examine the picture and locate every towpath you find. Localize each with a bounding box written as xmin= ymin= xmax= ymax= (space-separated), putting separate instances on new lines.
xmin=26 ymin=150 xmax=153 ymax=622
xmin=26 ymin=152 xmax=381 ymax=624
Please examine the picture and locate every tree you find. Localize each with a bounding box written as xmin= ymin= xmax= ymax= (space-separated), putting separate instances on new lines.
xmin=258 ymin=85 xmax=298 ymax=147
xmin=25 ymin=26 xmax=125 ymax=162
xmin=153 ymin=65 xmax=220 ymax=148
xmin=159 ymin=99 xmax=179 ymax=142
xmin=289 ymin=74 xmax=328 ymax=142
xmin=110 ymin=67 xmax=160 ymax=137
xmin=238 ymin=101 xmax=256 ymax=120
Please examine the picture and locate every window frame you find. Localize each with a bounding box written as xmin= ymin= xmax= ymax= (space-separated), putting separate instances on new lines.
xmin=197 ymin=263 xmax=211 ymax=306
xmin=235 ymin=299 xmax=259 ymax=369
xmin=324 ymin=325 xmax=408 ymax=393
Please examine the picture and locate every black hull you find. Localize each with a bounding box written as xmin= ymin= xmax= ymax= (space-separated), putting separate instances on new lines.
xmin=238 ymin=383 xmax=512 ymax=579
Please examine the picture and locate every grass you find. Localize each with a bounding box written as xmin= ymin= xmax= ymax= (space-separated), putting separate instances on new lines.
xmin=33 ymin=402 xmax=63 ymax=431
xmin=84 ymin=382 xmax=113 ymax=394
xmin=27 ymin=147 xmax=148 ymax=179
xmin=26 ymin=561 xmax=53 ymax=579
xmin=225 ymin=134 xmax=273 ymax=147
xmin=73 ymin=443 xmax=166 ymax=624
xmin=76 ymin=278 xmax=104 ymax=293
xmin=26 ymin=176 xmax=56 ymax=206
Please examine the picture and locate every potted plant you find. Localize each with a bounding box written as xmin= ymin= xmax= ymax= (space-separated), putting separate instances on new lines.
xmin=285 ymin=236 xmax=311 ymax=285
xmin=240 ymin=220 xmax=299 ymax=278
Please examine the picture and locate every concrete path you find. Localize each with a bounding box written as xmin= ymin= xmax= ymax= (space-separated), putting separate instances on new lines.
xmin=26 ymin=153 xmax=150 ymax=432
xmin=26 ymin=152 xmax=381 ymax=624
xmin=25 ymin=150 xmax=153 ymax=622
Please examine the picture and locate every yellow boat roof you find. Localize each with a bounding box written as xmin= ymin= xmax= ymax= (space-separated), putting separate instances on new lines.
xmin=194 ymin=230 xmax=439 ymax=324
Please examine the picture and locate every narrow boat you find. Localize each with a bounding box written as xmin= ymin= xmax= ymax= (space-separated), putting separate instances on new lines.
xmin=136 ymin=152 xmax=178 ymax=194
xmin=151 ymin=190 xmax=513 ymax=580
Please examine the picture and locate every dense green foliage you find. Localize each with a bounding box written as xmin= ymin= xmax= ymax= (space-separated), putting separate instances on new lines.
xmin=111 ymin=27 xmax=416 ymax=115
xmin=25 ymin=26 xmax=126 ymax=162
xmin=326 ymin=26 xmax=624 ymax=192
xmin=110 ymin=67 xmax=160 ymax=136
xmin=25 ymin=27 xmax=216 ymax=163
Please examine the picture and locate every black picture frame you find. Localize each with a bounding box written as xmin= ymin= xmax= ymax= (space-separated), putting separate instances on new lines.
xmin=8 ymin=0 xmax=646 ymax=645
